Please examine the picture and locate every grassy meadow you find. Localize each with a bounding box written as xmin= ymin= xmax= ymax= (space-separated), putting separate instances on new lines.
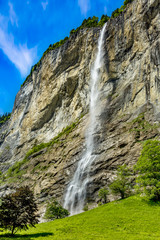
xmin=1 ymin=195 xmax=160 ymax=240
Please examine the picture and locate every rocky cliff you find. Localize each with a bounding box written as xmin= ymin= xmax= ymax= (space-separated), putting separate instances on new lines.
xmin=0 ymin=0 xmax=159 ymax=213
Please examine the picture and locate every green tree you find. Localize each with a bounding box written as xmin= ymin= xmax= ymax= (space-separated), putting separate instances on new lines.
xmin=0 ymin=186 xmax=39 ymax=235
xmin=44 ymin=200 xmax=69 ymax=220
xmin=98 ymin=15 xmax=110 ymax=26
xmin=109 ymin=164 xmax=131 ymax=199
xmin=111 ymin=8 xmax=120 ymax=18
xmin=0 ymin=113 xmax=11 ymax=127
xmin=98 ymin=188 xmax=109 ymax=204
xmin=135 ymin=139 xmax=160 ymax=201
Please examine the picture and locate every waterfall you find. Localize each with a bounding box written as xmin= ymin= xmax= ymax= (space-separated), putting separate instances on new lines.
xmin=64 ymin=23 xmax=107 ymax=215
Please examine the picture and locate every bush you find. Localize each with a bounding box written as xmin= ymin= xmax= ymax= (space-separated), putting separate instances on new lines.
xmin=83 ymin=204 xmax=89 ymax=211
xmin=109 ymin=164 xmax=132 ymax=199
xmin=98 ymin=188 xmax=109 ymax=204
xmin=0 ymin=186 xmax=39 ymax=235
xmin=44 ymin=200 xmax=69 ymax=220
xmin=135 ymin=140 xmax=160 ymax=201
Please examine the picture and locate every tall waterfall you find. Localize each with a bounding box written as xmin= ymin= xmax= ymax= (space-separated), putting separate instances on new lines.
xmin=64 ymin=23 xmax=107 ymax=215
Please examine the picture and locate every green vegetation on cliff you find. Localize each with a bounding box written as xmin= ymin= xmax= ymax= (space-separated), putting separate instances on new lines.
xmin=111 ymin=0 xmax=134 ymax=18
xmin=21 ymin=0 xmax=134 ymax=87
xmin=3 ymin=117 xmax=81 ymax=180
xmin=0 ymin=113 xmax=11 ymax=127
xmin=1 ymin=196 xmax=160 ymax=239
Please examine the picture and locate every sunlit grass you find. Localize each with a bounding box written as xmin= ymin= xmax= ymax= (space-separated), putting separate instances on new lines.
xmin=1 ymin=195 xmax=160 ymax=239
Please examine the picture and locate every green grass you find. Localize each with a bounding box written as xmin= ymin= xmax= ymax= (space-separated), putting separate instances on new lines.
xmin=1 ymin=196 xmax=160 ymax=239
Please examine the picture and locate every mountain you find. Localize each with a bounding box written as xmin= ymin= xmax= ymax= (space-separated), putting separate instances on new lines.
xmin=0 ymin=0 xmax=159 ymax=217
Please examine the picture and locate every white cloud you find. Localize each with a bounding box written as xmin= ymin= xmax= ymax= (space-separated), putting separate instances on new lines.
xmin=8 ymin=2 xmax=18 ymax=27
xmin=0 ymin=8 xmax=37 ymax=77
xmin=104 ymin=6 xmax=107 ymax=14
xmin=78 ymin=0 xmax=90 ymax=15
xmin=0 ymin=27 xmax=37 ymax=76
xmin=41 ymin=0 xmax=48 ymax=10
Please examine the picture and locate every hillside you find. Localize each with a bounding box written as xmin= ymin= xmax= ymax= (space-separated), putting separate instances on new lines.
xmin=0 ymin=0 xmax=159 ymax=216
xmin=1 ymin=196 xmax=160 ymax=239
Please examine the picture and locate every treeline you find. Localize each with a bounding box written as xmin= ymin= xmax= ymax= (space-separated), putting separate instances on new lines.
xmin=111 ymin=0 xmax=134 ymax=18
xmin=21 ymin=0 xmax=134 ymax=87
xmin=0 ymin=113 xmax=11 ymax=127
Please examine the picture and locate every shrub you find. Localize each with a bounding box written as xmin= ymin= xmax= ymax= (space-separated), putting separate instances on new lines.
xmin=44 ymin=200 xmax=69 ymax=220
xmin=109 ymin=164 xmax=132 ymax=199
xmin=98 ymin=188 xmax=109 ymax=204
xmin=83 ymin=204 xmax=89 ymax=211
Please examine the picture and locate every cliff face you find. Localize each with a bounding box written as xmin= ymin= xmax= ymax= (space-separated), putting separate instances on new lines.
xmin=0 ymin=0 xmax=159 ymax=209
xmin=0 ymin=27 xmax=100 ymax=170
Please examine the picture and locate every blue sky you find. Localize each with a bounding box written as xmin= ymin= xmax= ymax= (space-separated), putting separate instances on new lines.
xmin=0 ymin=0 xmax=124 ymax=114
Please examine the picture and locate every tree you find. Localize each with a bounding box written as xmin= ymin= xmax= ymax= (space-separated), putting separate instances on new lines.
xmin=109 ymin=164 xmax=131 ymax=199
xmin=98 ymin=188 xmax=109 ymax=204
xmin=135 ymin=139 xmax=160 ymax=201
xmin=44 ymin=200 xmax=69 ymax=220
xmin=0 ymin=186 xmax=39 ymax=235
xmin=98 ymin=15 xmax=110 ymax=27
xmin=0 ymin=113 xmax=11 ymax=127
xmin=111 ymin=8 xmax=120 ymax=18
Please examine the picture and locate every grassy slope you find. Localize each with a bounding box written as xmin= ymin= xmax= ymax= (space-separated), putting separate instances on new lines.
xmin=1 ymin=196 xmax=160 ymax=240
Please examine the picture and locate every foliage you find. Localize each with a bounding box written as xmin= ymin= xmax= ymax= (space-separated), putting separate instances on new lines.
xmin=83 ymin=204 xmax=89 ymax=211
xmin=111 ymin=8 xmax=122 ymax=18
xmin=24 ymin=119 xmax=79 ymax=159
xmin=111 ymin=0 xmax=134 ymax=18
xmin=6 ymin=158 xmax=28 ymax=178
xmin=98 ymin=188 xmax=109 ymax=204
xmin=98 ymin=15 xmax=110 ymax=27
xmin=135 ymin=139 xmax=160 ymax=201
xmin=1 ymin=196 xmax=160 ymax=239
xmin=70 ymin=15 xmax=109 ymax=36
xmin=0 ymin=113 xmax=11 ymax=127
xmin=0 ymin=186 xmax=39 ymax=235
xmin=44 ymin=200 xmax=69 ymax=220
xmin=109 ymin=164 xmax=132 ymax=199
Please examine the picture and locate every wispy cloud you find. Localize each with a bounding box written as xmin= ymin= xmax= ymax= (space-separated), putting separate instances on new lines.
xmin=78 ymin=0 xmax=90 ymax=15
xmin=8 ymin=2 xmax=18 ymax=26
xmin=41 ymin=0 xmax=48 ymax=10
xmin=0 ymin=5 xmax=37 ymax=77
xmin=104 ymin=6 xmax=107 ymax=14
xmin=0 ymin=28 xmax=37 ymax=76
xmin=0 ymin=27 xmax=37 ymax=76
